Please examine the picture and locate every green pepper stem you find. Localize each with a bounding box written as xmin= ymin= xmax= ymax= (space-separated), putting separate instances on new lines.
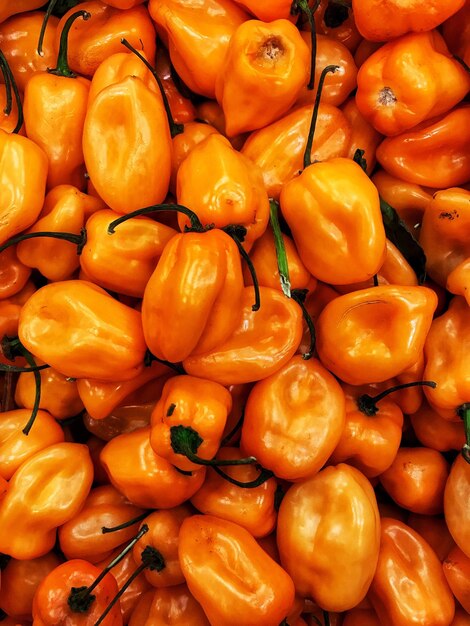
xmin=269 ymin=200 xmax=291 ymax=298
xmin=170 ymin=425 xmax=257 ymax=467
xmin=38 ymin=0 xmax=59 ymax=56
xmin=294 ymin=0 xmax=321 ymax=90
xmin=303 ymin=64 xmax=340 ymax=170
xmin=459 ymin=404 xmax=470 ymax=464
xmin=357 ymin=381 xmax=437 ymax=417
xmin=0 ymin=363 xmax=50 ymax=373
xmin=20 ymin=348 xmax=41 ymax=436
xmin=144 ymin=349 xmax=186 ymax=375
xmin=373 ymin=274 xmax=379 ymax=286
xmin=323 ymin=612 xmax=331 ymax=626
xmin=107 ymin=203 xmax=205 ymax=234
xmin=223 ymin=225 xmax=261 ymax=312
xmin=292 ymin=289 xmax=315 ymax=360
xmin=0 ymin=229 xmax=87 ymax=256
xmin=212 ymin=465 xmax=274 ymax=489
xmin=101 ymin=512 xmax=149 ymax=534
xmin=120 ymin=38 xmax=184 ymax=138
xmin=49 ymin=10 xmax=90 ymax=78
xmin=0 ymin=50 xmax=23 ymax=133
xmin=68 ymin=524 xmax=149 ymax=614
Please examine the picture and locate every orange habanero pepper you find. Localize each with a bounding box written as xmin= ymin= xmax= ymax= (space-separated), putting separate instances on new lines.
xmin=277 ymin=464 xmax=381 ymax=611
xmin=443 ymin=545 xmax=470 ymax=613
xmin=447 ymin=258 xmax=470 ymax=306
xmin=0 ymin=443 xmax=93 ymax=559
xmin=411 ymin=401 xmax=465 ymax=452
xmin=179 ymin=515 xmax=295 ymax=626
xmin=231 ymin=0 xmax=293 ymax=21
xmin=170 ymin=121 xmax=220 ymax=192
xmin=356 ymin=31 xmax=470 ymax=137
xmin=445 ymin=454 xmax=470 ymax=558
xmin=406 ymin=514 xmax=455 ymax=562
xmin=154 ymin=47 xmax=196 ymax=125
xmin=443 ymin=0 xmax=470 ymax=67
xmin=311 ymin=0 xmax=362 ymax=53
xmin=342 ymin=97 xmax=383 ymax=176
xmin=18 ymin=281 xmax=147 ymax=381
xmin=0 ymin=1 xmax=46 ymax=24
xmin=0 ymin=246 xmax=30 ymax=300
xmin=128 ymin=585 xmax=210 ymax=626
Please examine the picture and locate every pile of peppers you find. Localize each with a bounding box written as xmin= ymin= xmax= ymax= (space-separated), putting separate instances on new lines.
xmin=0 ymin=0 xmax=469 ymax=624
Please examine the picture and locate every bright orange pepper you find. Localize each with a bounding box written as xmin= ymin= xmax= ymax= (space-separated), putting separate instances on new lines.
xmin=100 ymin=427 xmax=206 ymax=509
xmin=242 ymin=103 xmax=351 ymax=199
xmin=0 ymin=552 xmax=61 ymax=621
xmin=311 ymin=0 xmax=362 ymax=53
xmin=0 ymin=281 xmax=35 ymax=365
xmin=0 ymin=246 xmax=30 ymax=300
xmin=317 ymin=285 xmax=437 ymax=385
xmin=0 ymin=443 xmax=93 ymax=559
xmin=241 ymin=355 xmax=345 ymax=481
xmin=356 ymin=31 xmax=470 ymax=136
xmin=342 ymin=97 xmax=383 ymax=176
xmin=170 ymin=121 xmax=220 ymax=191
xmin=42 ymin=183 xmax=107 ymax=220
xmin=215 ymin=19 xmax=309 ymax=136
xmin=354 ymin=39 xmax=382 ymax=68
xmin=81 ymin=209 xmax=177 ymax=297
xmin=194 ymin=101 xmax=247 ymax=151
xmin=0 ymin=82 xmax=23 ymax=135
xmin=128 ymin=585 xmax=210 ymax=626
xmin=447 ymin=258 xmax=470 ymax=306
xmin=452 ymin=609 xmax=470 ymax=626
xmin=154 ymin=47 xmax=196 ymax=125
xmin=0 ymin=12 xmax=59 ymax=92
xmin=443 ymin=0 xmax=470 ymax=67
xmin=101 ymin=0 xmax=146 ymax=7
xmin=0 ymin=1 xmax=46 ymax=24
xmin=18 ymin=281 xmax=147 ymax=381
xmin=281 ymin=158 xmax=386 ymax=284
xmin=353 ymin=0 xmax=465 ymax=41
xmin=148 ymin=0 xmax=248 ymax=98
xmin=411 ymin=401 xmax=465 ymax=451
xmin=183 ymin=286 xmax=303 ymax=386
xmin=179 ymin=514 xmax=295 ymax=625
xmin=369 ymin=519 xmax=455 ymax=626
xmin=231 ymin=0 xmax=293 ymax=21
xmin=445 ymin=454 xmax=470 ymax=558
xmin=376 ymin=106 xmax=470 ymax=188
xmin=0 ymin=409 xmax=65 ymax=480
xmin=342 ymin=609 xmax=381 ymax=626
xmin=420 ymin=188 xmax=470 ymax=287
xmin=443 ymin=545 xmax=470 ymax=613
xmin=56 ymin=1 xmax=156 ymax=77
xmin=83 ymin=76 xmax=172 ymax=215
xmin=176 ymin=135 xmax=270 ymax=251
xmin=277 ymin=464 xmax=380 ymax=611
xmin=407 ymin=514 xmax=455 ymax=561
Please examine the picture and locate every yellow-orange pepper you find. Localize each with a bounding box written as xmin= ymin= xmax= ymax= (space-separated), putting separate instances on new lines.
xmin=0 ymin=246 xmax=31 ymax=300
xmin=170 ymin=121 xmax=220 ymax=191
xmin=342 ymin=97 xmax=383 ymax=176
xmin=231 ymin=0 xmax=293 ymax=21
xmin=448 ymin=259 xmax=470 ymax=306
xmin=0 ymin=0 xmax=46 ymax=23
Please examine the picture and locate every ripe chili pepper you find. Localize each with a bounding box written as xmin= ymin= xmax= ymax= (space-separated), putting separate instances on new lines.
xmin=447 ymin=259 xmax=470 ymax=305
xmin=100 ymin=427 xmax=206 ymax=509
xmin=311 ymin=0 xmax=362 ymax=53
xmin=0 ymin=443 xmax=93 ymax=559
xmin=407 ymin=514 xmax=455 ymax=562
xmin=18 ymin=280 xmax=147 ymax=381
xmin=101 ymin=0 xmax=146 ymax=7
xmin=0 ymin=1 xmax=46 ymax=24
xmin=443 ymin=545 xmax=470 ymax=613
xmin=241 ymin=355 xmax=345 ymax=480
xmin=411 ymin=401 xmax=465 ymax=452
xmin=183 ymin=286 xmax=303 ymax=386
xmin=242 ymin=102 xmax=351 ymax=199
xmin=170 ymin=121 xmax=220 ymax=191
xmin=177 ymin=134 xmax=270 ymax=251
xmin=0 ymin=247 xmax=30 ymax=300
xmin=129 ymin=585 xmax=210 ymax=626
xmin=356 ymin=31 xmax=470 ymax=136
xmin=0 ymin=552 xmax=61 ymax=621
xmin=179 ymin=514 xmax=295 ymax=625
xmin=231 ymin=0 xmax=293 ymax=21
xmin=376 ymin=106 xmax=470 ymax=189
xmin=342 ymin=609 xmax=381 ymax=626
xmin=443 ymin=0 xmax=470 ymax=67
xmin=277 ymin=463 xmax=380 ymax=611
xmin=154 ymin=47 xmax=196 ymax=125
xmin=445 ymin=454 xmax=470 ymax=558
xmin=341 ymin=97 xmax=383 ymax=176
xmin=369 ymin=518 xmax=455 ymax=626
xmin=0 ymin=409 xmax=65 ymax=480
xmin=215 ymin=19 xmax=310 ymax=136
xmin=353 ymin=0 xmax=465 ymax=41
xmin=149 ymin=375 xmax=232 ymax=472
xmin=149 ymin=0 xmax=248 ymax=99
xmin=317 ymin=285 xmax=437 ymax=385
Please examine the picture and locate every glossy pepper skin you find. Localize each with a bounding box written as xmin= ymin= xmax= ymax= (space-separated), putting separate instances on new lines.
xmin=0 ymin=0 xmax=46 ymax=23
xmin=0 ymin=246 xmax=30 ymax=300
xmin=56 ymin=2 xmax=156 ymax=77
xmin=179 ymin=515 xmax=295 ymax=626
xmin=241 ymin=356 xmax=346 ymax=481
xmin=356 ymin=31 xmax=470 ymax=137
xmin=420 ymin=188 xmax=470 ymax=287
xmin=0 ymin=409 xmax=65 ymax=480
xmin=19 ymin=281 xmax=146 ymax=382
xmin=317 ymin=285 xmax=437 ymax=385
xmin=142 ymin=228 xmax=244 ymax=363
xmin=443 ymin=546 xmax=470 ymax=613
xmin=83 ymin=75 xmax=172 ymax=215
xmin=129 ymin=585 xmax=210 ymax=626
xmin=447 ymin=259 xmax=470 ymax=305
xmin=215 ymin=19 xmax=309 ymax=136
xmin=149 ymin=0 xmax=248 ymax=99
xmin=342 ymin=97 xmax=383 ymax=176
xmin=177 ymin=135 xmax=270 ymax=251
xmin=280 ymin=158 xmax=386 ymax=284
xmin=423 ymin=297 xmax=470 ymax=417
xmin=445 ymin=455 xmax=470 ymax=558
xmin=411 ymin=401 xmax=465 ymax=452
xmin=183 ymin=286 xmax=303 ymax=386
xmin=0 ymin=443 xmax=93 ymax=559
xmin=376 ymin=106 xmax=470 ymax=189
xmin=100 ymin=427 xmax=206 ymax=509
xmin=0 ymin=129 xmax=48 ymax=246
xmin=277 ymin=464 xmax=381 ymax=611
xmin=150 ymin=375 xmax=232 ymax=472
xmin=231 ymin=0 xmax=293 ymax=21
xmin=353 ymin=0 xmax=465 ymax=41
xmin=81 ymin=209 xmax=177 ymax=298
xmin=242 ymin=103 xmax=351 ymax=200
xmin=32 ymin=559 xmax=122 ymax=626
xmin=369 ymin=518 xmax=455 ymax=626
xmin=312 ymin=0 xmax=362 ymax=53
xmin=443 ymin=0 xmax=470 ymax=67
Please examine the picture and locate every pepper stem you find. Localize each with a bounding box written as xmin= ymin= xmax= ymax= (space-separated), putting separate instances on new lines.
xmin=221 ymin=407 xmax=245 ymax=446
xmin=212 ymin=465 xmax=274 ymax=489
xmin=0 ymin=229 xmax=87 ymax=256
xmin=38 ymin=0 xmax=59 ymax=56
xmin=292 ymin=289 xmax=315 ymax=360
xmin=459 ymin=403 xmax=470 ymax=464
xmin=357 ymin=381 xmax=437 ymax=417
xmin=270 ymin=200 xmax=291 ymax=298
xmin=144 ymin=349 xmax=186 ymax=375
xmin=19 ymin=347 xmax=42 ymax=436
xmin=102 ymin=512 xmax=149 ymax=534
xmin=223 ymin=225 xmax=261 ymax=311
xmin=67 ymin=524 xmax=149 ymax=613
xmin=0 ymin=50 xmax=23 ymax=133
xmin=120 ymin=38 xmax=184 ymax=138
xmin=170 ymin=425 xmax=257 ymax=467
xmin=373 ymin=274 xmax=379 ymax=286
xmin=293 ymin=0 xmax=321 ymax=90
xmin=303 ymin=64 xmax=339 ymax=170
xmin=49 ymin=11 xmax=91 ymax=78
xmin=323 ymin=612 xmax=331 ymax=626
xmin=107 ymin=203 xmax=206 ymax=234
